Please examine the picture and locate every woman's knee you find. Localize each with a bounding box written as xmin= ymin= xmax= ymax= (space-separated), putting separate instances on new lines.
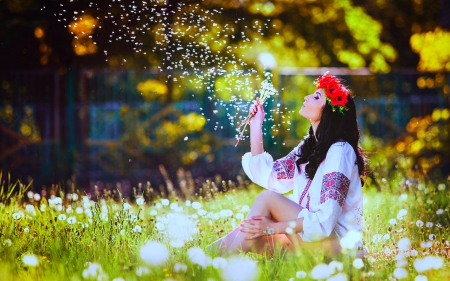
xmin=255 ymin=190 xmax=278 ymax=203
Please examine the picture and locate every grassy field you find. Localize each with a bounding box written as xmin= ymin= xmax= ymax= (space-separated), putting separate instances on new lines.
xmin=0 ymin=178 xmax=449 ymax=281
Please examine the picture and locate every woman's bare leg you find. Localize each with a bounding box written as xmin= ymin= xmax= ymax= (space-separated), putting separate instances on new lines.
xmin=207 ymin=227 xmax=241 ymax=254
xmin=225 ymin=190 xmax=304 ymax=254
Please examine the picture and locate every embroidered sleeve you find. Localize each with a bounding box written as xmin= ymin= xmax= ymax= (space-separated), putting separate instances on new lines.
xmin=273 ymin=151 xmax=298 ymax=180
xmin=242 ymin=143 xmax=303 ymax=194
xmin=319 ymin=172 xmax=350 ymax=207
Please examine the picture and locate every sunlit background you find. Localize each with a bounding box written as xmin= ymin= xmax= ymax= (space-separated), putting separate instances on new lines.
xmin=0 ymin=0 xmax=449 ymax=195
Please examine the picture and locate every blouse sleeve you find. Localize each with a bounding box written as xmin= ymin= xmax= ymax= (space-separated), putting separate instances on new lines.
xmin=297 ymin=142 xmax=356 ymax=242
xmin=242 ymin=142 xmax=302 ymax=194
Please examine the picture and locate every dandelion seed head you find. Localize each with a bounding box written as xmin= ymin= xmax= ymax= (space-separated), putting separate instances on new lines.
xmin=82 ymin=262 xmax=103 ymax=279
xmin=22 ymin=254 xmax=39 ymax=267
xmin=393 ymin=268 xmax=408 ymax=279
xmin=436 ymin=209 xmax=443 ymax=215
xmin=328 ymin=261 xmax=343 ymax=273
xmin=67 ymin=216 xmax=77 ymax=224
xmin=187 ymin=247 xmax=210 ymax=268
xmin=311 ymin=264 xmax=332 ymax=279
xmin=416 ymin=220 xmax=424 ymax=227
xmin=296 ymin=271 xmax=307 ymax=278
xmin=352 ymin=258 xmax=364 ymax=269
xmin=212 ymin=257 xmax=227 ymax=269
xmin=340 ymin=229 xmax=362 ymax=249
xmin=140 ymin=241 xmax=170 ymax=266
xmin=174 ymin=262 xmax=187 ymax=272
xmin=221 ymin=256 xmax=258 ymax=281
xmin=415 ymin=275 xmax=427 ymax=281
xmin=398 ymin=238 xmax=411 ymax=251
xmin=426 ymin=222 xmax=433 ymax=228
xmin=136 ymin=266 xmax=150 ymax=276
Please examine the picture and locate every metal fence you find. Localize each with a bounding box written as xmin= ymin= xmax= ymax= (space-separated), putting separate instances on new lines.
xmin=1 ymin=68 xmax=448 ymax=189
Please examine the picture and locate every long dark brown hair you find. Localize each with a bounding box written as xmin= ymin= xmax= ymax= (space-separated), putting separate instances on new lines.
xmin=296 ymin=95 xmax=368 ymax=185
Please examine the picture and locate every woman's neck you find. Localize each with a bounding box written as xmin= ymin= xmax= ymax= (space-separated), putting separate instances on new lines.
xmin=311 ymin=121 xmax=319 ymax=142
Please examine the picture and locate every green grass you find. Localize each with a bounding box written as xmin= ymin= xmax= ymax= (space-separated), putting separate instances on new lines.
xmin=0 ymin=180 xmax=449 ymax=281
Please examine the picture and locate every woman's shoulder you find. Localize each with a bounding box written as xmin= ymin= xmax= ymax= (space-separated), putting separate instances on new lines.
xmin=327 ymin=140 xmax=356 ymax=158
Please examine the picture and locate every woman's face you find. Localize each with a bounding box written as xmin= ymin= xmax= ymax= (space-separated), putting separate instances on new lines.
xmin=299 ymin=88 xmax=327 ymax=123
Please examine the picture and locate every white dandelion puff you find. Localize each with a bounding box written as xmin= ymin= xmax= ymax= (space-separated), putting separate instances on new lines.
xmin=192 ymin=201 xmax=202 ymax=210
xmin=187 ymin=247 xmax=210 ymax=268
xmin=174 ymin=263 xmax=187 ymax=272
xmin=221 ymin=256 xmax=258 ymax=281
xmin=311 ymin=264 xmax=332 ymax=280
xmin=416 ymin=220 xmax=424 ymax=227
xmin=136 ymin=266 xmax=150 ymax=276
xmin=212 ymin=257 xmax=227 ymax=269
xmin=140 ymin=241 xmax=169 ymax=266
xmin=414 ymin=256 xmax=443 ymax=272
xmin=296 ymin=271 xmax=307 ymax=278
xmin=397 ymin=238 xmax=411 ymax=251
xmin=393 ymin=268 xmax=408 ymax=279
xmin=67 ymin=216 xmax=77 ymax=224
xmin=22 ymin=254 xmax=39 ymax=267
xmin=352 ymin=258 xmax=364 ymax=269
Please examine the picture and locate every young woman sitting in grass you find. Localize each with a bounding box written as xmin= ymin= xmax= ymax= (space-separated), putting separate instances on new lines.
xmin=210 ymin=72 xmax=367 ymax=257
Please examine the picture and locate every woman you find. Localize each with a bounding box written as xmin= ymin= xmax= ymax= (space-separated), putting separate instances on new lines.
xmin=210 ymin=72 xmax=367 ymax=256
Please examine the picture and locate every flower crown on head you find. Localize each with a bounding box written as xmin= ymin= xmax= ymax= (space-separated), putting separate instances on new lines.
xmin=314 ymin=72 xmax=349 ymax=114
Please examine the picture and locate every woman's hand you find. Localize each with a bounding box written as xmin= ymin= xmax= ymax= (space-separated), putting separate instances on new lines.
xmin=239 ymin=216 xmax=275 ymax=240
xmin=249 ymin=97 xmax=265 ymax=127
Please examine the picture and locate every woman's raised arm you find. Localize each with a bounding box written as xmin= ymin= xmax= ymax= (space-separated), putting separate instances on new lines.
xmin=249 ymin=97 xmax=265 ymax=156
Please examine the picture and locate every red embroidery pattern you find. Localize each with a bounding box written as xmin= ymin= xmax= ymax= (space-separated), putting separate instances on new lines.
xmin=299 ymin=179 xmax=312 ymax=206
xmin=273 ymin=151 xmax=297 ymax=180
xmin=319 ymin=172 xmax=350 ymax=207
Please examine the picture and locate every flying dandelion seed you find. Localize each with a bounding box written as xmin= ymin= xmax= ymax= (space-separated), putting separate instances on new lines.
xmin=140 ymin=241 xmax=169 ymax=266
xmin=22 ymin=254 xmax=39 ymax=267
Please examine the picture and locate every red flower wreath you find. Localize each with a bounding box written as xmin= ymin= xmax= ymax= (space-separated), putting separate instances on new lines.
xmin=314 ymin=72 xmax=349 ymax=114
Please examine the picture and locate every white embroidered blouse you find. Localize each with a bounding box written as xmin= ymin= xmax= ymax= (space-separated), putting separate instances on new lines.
xmin=242 ymin=141 xmax=363 ymax=243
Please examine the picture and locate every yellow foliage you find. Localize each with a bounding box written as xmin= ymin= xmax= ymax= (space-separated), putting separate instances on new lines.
xmin=69 ymin=14 xmax=98 ymax=56
xmin=410 ymin=28 xmax=450 ymax=72
xmin=137 ymin=79 xmax=168 ymax=101
xmin=179 ymin=113 xmax=206 ymax=132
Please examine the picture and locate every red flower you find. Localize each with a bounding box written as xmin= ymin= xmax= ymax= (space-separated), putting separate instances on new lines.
xmin=315 ymin=73 xmax=349 ymax=109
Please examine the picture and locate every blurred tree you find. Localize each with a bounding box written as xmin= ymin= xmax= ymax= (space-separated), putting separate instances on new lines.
xmin=0 ymin=0 xmax=445 ymax=72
